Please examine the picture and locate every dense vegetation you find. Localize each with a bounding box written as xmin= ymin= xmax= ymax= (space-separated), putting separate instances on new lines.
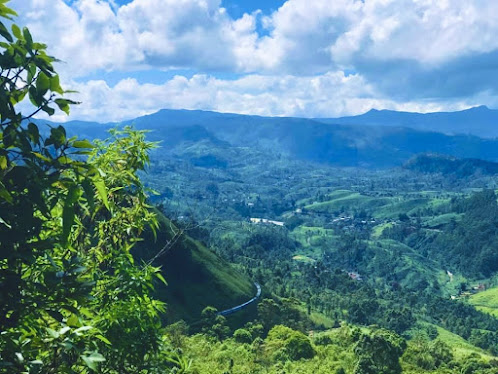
xmin=0 ymin=4 xmax=183 ymax=372
xmin=137 ymin=110 xmax=498 ymax=371
xmin=2 ymin=2 xmax=498 ymax=373
xmin=404 ymin=154 xmax=498 ymax=178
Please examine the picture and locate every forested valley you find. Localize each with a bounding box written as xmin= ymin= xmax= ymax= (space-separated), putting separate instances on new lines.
xmin=2 ymin=2 xmax=498 ymax=373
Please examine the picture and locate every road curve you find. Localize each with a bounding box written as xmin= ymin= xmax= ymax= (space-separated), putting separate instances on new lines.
xmin=217 ymin=282 xmax=262 ymax=317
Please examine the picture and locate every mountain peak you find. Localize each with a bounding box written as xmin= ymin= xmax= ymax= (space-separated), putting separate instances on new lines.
xmin=366 ymin=108 xmax=379 ymax=114
xmin=467 ymin=105 xmax=489 ymax=112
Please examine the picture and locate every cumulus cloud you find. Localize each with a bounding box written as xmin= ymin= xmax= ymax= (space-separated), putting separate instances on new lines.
xmin=11 ymin=0 xmax=261 ymax=75
xmin=8 ymin=0 xmax=498 ymax=118
xmin=42 ymin=72 xmax=477 ymax=123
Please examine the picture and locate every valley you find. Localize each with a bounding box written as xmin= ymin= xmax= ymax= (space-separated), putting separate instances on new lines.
xmin=4 ymin=1 xmax=498 ymax=372
xmin=104 ymin=108 xmax=498 ymax=372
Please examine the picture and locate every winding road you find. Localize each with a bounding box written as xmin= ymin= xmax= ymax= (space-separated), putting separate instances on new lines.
xmin=217 ymin=282 xmax=262 ymax=316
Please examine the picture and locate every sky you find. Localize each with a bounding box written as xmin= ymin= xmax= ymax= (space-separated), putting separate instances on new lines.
xmin=8 ymin=0 xmax=498 ymax=122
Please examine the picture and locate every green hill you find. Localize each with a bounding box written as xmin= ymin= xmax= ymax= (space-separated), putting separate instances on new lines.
xmin=134 ymin=210 xmax=255 ymax=323
xmin=469 ymin=287 xmax=498 ymax=317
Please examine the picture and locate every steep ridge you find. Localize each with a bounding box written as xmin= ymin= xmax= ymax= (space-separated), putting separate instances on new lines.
xmin=133 ymin=210 xmax=254 ymax=323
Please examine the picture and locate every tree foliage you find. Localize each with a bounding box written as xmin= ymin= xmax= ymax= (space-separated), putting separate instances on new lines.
xmin=0 ymin=2 xmax=172 ymax=372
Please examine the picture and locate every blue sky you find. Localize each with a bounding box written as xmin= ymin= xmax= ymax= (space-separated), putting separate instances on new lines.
xmin=221 ymin=0 xmax=285 ymax=18
xmin=8 ymin=0 xmax=498 ymax=122
xmin=114 ymin=0 xmax=286 ymax=18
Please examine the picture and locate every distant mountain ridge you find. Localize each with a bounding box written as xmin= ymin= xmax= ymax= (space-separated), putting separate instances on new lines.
xmin=51 ymin=107 xmax=498 ymax=168
xmin=315 ymin=105 xmax=498 ymax=138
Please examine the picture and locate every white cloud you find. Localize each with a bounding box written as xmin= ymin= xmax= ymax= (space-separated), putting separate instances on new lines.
xmin=14 ymin=0 xmax=498 ymax=75
xmin=11 ymin=0 xmax=260 ymax=75
xmin=8 ymin=0 xmax=498 ymax=119
xmin=41 ymin=72 xmax=480 ymax=123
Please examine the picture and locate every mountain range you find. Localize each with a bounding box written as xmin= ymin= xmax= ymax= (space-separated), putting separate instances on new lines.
xmin=53 ymin=106 xmax=498 ymax=168
xmin=315 ymin=105 xmax=498 ymax=138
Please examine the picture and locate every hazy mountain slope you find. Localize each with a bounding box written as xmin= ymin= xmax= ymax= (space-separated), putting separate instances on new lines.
xmin=315 ymin=105 xmax=498 ymax=138
xmin=49 ymin=108 xmax=498 ymax=168
xmin=123 ymin=109 xmax=498 ymax=167
xmin=404 ymin=154 xmax=498 ymax=177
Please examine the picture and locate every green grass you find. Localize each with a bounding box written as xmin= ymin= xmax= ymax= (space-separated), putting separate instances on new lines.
xmin=366 ymin=239 xmax=448 ymax=290
xmin=293 ymin=304 xmax=337 ymax=329
xmin=422 ymin=213 xmax=463 ymax=228
xmin=371 ymin=222 xmax=394 ymax=238
xmin=293 ymin=255 xmax=317 ymax=264
xmin=296 ymin=189 xmax=353 ymax=206
xmin=292 ymin=226 xmax=338 ymax=246
xmin=305 ymin=192 xmax=392 ymax=213
xmin=373 ymin=198 xmax=429 ymax=219
xmin=433 ymin=324 xmax=496 ymax=360
xmin=469 ymin=287 xmax=498 ymax=317
xmin=327 ymin=189 xmax=357 ymax=199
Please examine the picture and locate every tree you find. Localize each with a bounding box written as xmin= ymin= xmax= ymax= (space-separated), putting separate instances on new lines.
xmin=353 ymin=329 xmax=406 ymax=374
xmin=200 ymin=306 xmax=229 ymax=340
xmin=0 ymin=2 xmax=171 ymax=372
xmin=265 ymin=325 xmax=315 ymax=361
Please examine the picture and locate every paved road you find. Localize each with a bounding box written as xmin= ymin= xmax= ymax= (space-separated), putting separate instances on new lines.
xmin=217 ymin=282 xmax=262 ymax=316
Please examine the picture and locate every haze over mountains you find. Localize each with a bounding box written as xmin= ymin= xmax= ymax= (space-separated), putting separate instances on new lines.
xmin=316 ymin=105 xmax=498 ymax=139
xmin=58 ymin=106 xmax=498 ymax=168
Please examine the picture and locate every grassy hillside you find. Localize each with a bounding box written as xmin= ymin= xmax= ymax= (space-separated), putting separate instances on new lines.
xmin=134 ymin=210 xmax=255 ymax=323
xmin=469 ymin=287 xmax=498 ymax=317
xmin=303 ymin=191 xmax=393 ymax=213
xmin=434 ymin=325 xmax=496 ymax=360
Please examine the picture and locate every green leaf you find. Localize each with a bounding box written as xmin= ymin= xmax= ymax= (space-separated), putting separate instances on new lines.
xmin=73 ymin=140 xmax=94 ymax=149
xmin=0 ymin=216 xmax=11 ymax=229
xmin=55 ymin=98 xmax=80 ymax=115
xmin=50 ymin=74 xmax=63 ymax=94
xmin=59 ymin=326 xmax=71 ymax=335
xmin=22 ymin=27 xmax=32 ymax=48
xmin=36 ymin=71 xmax=50 ymax=94
xmin=11 ymin=23 xmax=21 ymax=40
xmin=41 ymin=104 xmax=55 ymax=116
xmin=27 ymin=63 xmax=36 ymax=83
xmin=28 ymin=85 xmax=41 ymax=107
xmin=0 ymin=21 xmax=12 ymax=42
xmin=3 ymin=124 xmax=16 ymax=148
xmin=92 ymin=178 xmax=110 ymax=211
xmin=74 ymin=326 xmax=93 ymax=334
xmin=0 ymin=155 xmax=7 ymax=169
xmin=0 ymin=184 xmax=13 ymax=204
xmin=45 ymin=328 xmax=60 ymax=339
xmin=0 ymin=4 xmax=18 ymax=19
xmin=95 ymin=334 xmax=112 ymax=345
xmin=81 ymin=352 xmax=105 ymax=371
xmin=156 ymin=272 xmax=168 ymax=285
xmin=67 ymin=313 xmax=79 ymax=327
xmin=27 ymin=122 xmax=40 ymax=144
xmin=32 ymin=152 xmax=51 ymax=163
